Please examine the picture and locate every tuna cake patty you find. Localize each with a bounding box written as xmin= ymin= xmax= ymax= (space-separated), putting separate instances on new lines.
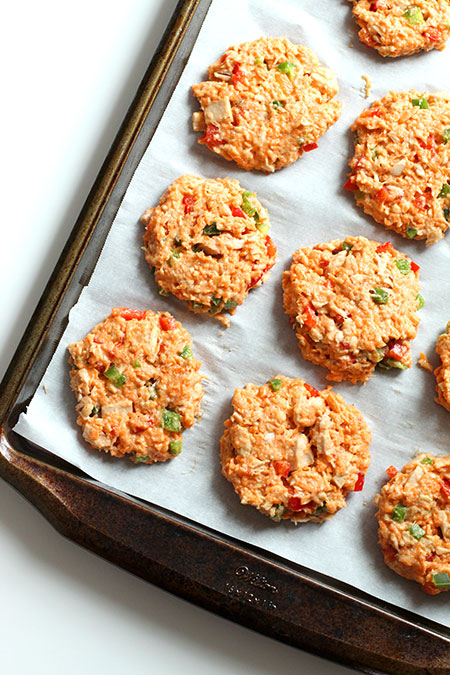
xmin=349 ymin=0 xmax=450 ymax=58
xmin=435 ymin=320 xmax=450 ymax=412
xmin=142 ymin=175 xmax=276 ymax=320
xmin=68 ymin=308 xmax=203 ymax=464
xmin=220 ymin=376 xmax=371 ymax=524
xmin=375 ymin=454 xmax=450 ymax=594
xmin=283 ymin=236 xmax=422 ymax=383
xmin=345 ymin=90 xmax=450 ymax=246
xmin=191 ymin=36 xmax=342 ymax=173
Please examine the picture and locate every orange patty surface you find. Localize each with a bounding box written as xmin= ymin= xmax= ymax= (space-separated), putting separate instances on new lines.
xmin=192 ymin=37 xmax=342 ymax=172
xmin=283 ymin=236 xmax=422 ymax=382
xmin=375 ymin=454 xmax=450 ymax=594
xmin=68 ymin=308 xmax=203 ymax=463
xmin=142 ymin=175 xmax=276 ymax=321
xmin=220 ymin=376 xmax=371 ymax=523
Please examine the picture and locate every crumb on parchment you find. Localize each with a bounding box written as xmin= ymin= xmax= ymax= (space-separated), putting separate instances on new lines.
xmin=361 ymin=74 xmax=372 ymax=99
xmin=418 ymin=352 xmax=433 ymax=372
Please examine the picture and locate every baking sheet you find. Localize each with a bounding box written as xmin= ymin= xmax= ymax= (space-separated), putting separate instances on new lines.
xmin=15 ymin=0 xmax=450 ymax=626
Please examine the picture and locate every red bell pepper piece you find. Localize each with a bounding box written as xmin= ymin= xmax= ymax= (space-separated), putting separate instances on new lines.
xmin=304 ymin=383 xmax=320 ymax=397
xmin=440 ymin=478 xmax=450 ymax=500
xmin=353 ymin=472 xmax=365 ymax=491
xmin=231 ymin=63 xmax=243 ymax=87
xmin=386 ymin=342 xmax=408 ymax=362
xmin=198 ymin=123 xmax=226 ymax=148
xmin=303 ymin=142 xmax=318 ymax=152
xmin=159 ymin=316 xmax=177 ymax=331
xmin=410 ymin=261 xmax=420 ymax=273
xmin=424 ymin=26 xmax=442 ymax=42
xmin=386 ymin=465 xmax=398 ymax=479
xmin=183 ymin=195 xmax=194 ymax=214
xmin=231 ymin=206 xmax=246 ymax=218
xmin=273 ymin=460 xmax=291 ymax=477
xmin=343 ymin=176 xmax=357 ymax=191
xmin=302 ymin=303 xmax=317 ymax=328
xmin=375 ymin=186 xmax=396 ymax=204
xmin=376 ymin=241 xmax=394 ymax=254
xmin=288 ymin=497 xmax=315 ymax=511
xmin=265 ymin=235 xmax=277 ymax=258
xmin=114 ymin=308 xmax=147 ymax=321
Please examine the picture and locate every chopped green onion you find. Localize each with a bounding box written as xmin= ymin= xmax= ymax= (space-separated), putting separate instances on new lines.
xmin=443 ymin=128 xmax=450 ymax=143
xmin=416 ymin=293 xmax=425 ymax=309
xmin=314 ymin=503 xmax=327 ymax=515
xmin=179 ymin=345 xmax=193 ymax=360
xmin=391 ymin=504 xmax=407 ymax=522
xmin=406 ymin=226 xmax=417 ymax=239
xmin=355 ymin=131 xmax=360 ymax=144
xmin=277 ymin=61 xmax=296 ymax=80
xmin=254 ymin=56 xmax=263 ymax=65
xmin=191 ymin=301 xmax=204 ymax=310
xmin=162 ymin=409 xmax=181 ymax=432
xmin=272 ymin=100 xmax=285 ymax=109
xmin=192 ymin=244 xmax=203 ymax=253
xmin=169 ymin=440 xmax=182 ymax=455
xmin=171 ymin=249 xmax=180 ymax=259
xmin=132 ymin=359 xmax=142 ymax=368
xmin=371 ymin=287 xmax=389 ymax=304
xmin=209 ymin=296 xmax=222 ymax=314
xmin=104 ymin=365 xmax=126 ymax=387
xmin=374 ymin=348 xmax=386 ymax=362
xmin=89 ymin=405 xmax=100 ymax=417
xmin=411 ymin=97 xmax=429 ymax=109
xmin=173 ymin=235 xmax=182 ymax=247
xmin=203 ymin=221 xmax=221 ymax=236
xmin=421 ymin=457 xmax=433 ymax=465
xmin=256 ymin=221 xmax=269 ymax=234
xmin=395 ymin=258 xmax=411 ymax=274
xmin=270 ymin=504 xmax=286 ymax=522
xmin=403 ymin=6 xmax=424 ymax=24
xmin=444 ymin=207 xmax=450 ymax=221
xmin=409 ymin=523 xmax=425 ymax=540
xmin=432 ymin=572 xmax=450 ymax=589
xmin=223 ymin=298 xmax=237 ymax=310
xmin=439 ymin=183 xmax=450 ymax=198
xmin=371 ymin=146 xmax=379 ymax=159
xmin=380 ymin=358 xmax=408 ymax=370
xmin=269 ymin=378 xmax=283 ymax=392
xmin=241 ymin=191 xmax=257 ymax=218
xmin=341 ymin=241 xmax=353 ymax=252
xmin=157 ymin=285 xmax=169 ymax=296
xmin=134 ymin=455 xmax=150 ymax=463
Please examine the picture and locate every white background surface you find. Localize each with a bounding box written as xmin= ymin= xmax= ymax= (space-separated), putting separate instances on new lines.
xmin=1 ymin=2 xmax=354 ymax=674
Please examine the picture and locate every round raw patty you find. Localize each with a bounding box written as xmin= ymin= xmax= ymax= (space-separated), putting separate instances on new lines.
xmin=68 ymin=307 xmax=203 ymax=463
xmin=283 ymin=236 xmax=422 ymax=382
xmin=349 ymin=0 xmax=450 ymax=58
xmin=220 ymin=376 xmax=371 ymax=523
xmin=142 ymin=175 xmax=276 ymax=320
xmin=435 ymin=320 xmax=450 ymax=411
xmin=375 ymin=454 xmax=450 ymax=594
xmin=345 ymin=91 xmax=450 ymax=245
xmin=191 ymin=36 xmax=342 ymax=172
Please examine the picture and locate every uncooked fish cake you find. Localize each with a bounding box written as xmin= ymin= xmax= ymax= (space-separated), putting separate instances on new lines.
xmin=283 ymin=236 xmax=422 ymax=383
xmin=350 ymin=0 xmax=450 ymax=58
xmin=375 ymin=454 xmax=450 ymax=595
xmin=68 ymin=308 xmax=203 ymax=464
xmin=345 ymin=91 xmax=450 ymax=245
xmin=191 ymin=37 xmax=342 ymax=172
xmin=142 ymin=175 xmax=276 ymax=319
xmin=220 ymin=376 xmax=371 ymax=523
xmin=435 ymin=321 xmax=450 ymax=411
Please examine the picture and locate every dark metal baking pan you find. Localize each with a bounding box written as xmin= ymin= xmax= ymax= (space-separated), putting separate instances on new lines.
xmin=1 ymin=1 xmax=449 ymax=672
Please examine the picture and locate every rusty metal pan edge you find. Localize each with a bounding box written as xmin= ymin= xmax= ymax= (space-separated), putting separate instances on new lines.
xmin=1 ymin=1 xmax=450 ymax=672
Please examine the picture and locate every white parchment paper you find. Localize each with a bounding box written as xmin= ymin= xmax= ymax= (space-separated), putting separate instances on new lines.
xmin=15 ymin=0 xmax=450 ymax=626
